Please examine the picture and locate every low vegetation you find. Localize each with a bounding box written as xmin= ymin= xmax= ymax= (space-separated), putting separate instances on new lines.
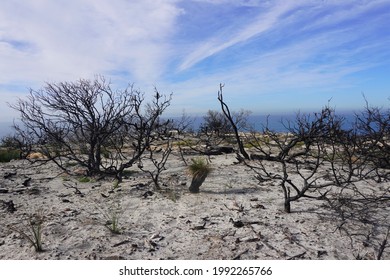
xmin=7 ymin=210 xmax=46 ymax=252
xmin=188 ymin=157 xmax=212 ymax=193
xmin=0 ymin=149 xmax=20 ymax=162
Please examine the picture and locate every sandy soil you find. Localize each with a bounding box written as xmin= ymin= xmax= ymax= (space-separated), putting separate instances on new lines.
xmin=0 ymin=151 xmax=389 ymax=260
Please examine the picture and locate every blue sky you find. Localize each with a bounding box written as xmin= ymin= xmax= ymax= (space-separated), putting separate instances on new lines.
xmin=1 ymin=0 xmax=390 ymax=122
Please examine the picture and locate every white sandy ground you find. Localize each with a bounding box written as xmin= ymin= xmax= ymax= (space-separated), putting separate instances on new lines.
xmin=0 ymin=151 xmax=389 ymax=260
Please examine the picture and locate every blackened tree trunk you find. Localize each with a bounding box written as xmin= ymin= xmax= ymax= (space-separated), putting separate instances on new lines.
xmin=217 ymin=84 xmax=250 ymax=160
xmin=189 ymin=172 xmax=208 ymax=193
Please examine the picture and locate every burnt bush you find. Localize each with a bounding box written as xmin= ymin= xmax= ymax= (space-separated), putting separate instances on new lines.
xmin=10 ymin=76 xmax=172 ymax=180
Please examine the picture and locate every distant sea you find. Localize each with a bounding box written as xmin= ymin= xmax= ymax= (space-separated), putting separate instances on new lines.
xmin=172 ymin=112 xmax=357 ymax=133
xmin=0 ymin=112 xmax=358 ymax=140
xmin=185 ymin=114 xmax=295 ymax=132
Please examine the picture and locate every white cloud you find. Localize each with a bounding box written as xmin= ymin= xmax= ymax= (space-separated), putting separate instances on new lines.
xmin=0 ymin=0 xmax=183 ymax=85
xmin=0 ymin=0 xmax=185 ymax=120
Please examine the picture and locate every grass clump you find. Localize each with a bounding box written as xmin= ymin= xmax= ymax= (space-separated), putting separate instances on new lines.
xmin=91 ymin=194 xmax=124 ymax=234
xmin=102 ymin=201 xmax=123 ymax=234
xmin=8 ymin=210 xmax=45 ymax=252
xmin=188 ymin=157 xmax=211 ymax=177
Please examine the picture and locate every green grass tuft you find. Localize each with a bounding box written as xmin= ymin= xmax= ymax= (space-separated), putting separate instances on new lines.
xmin=188 ymin=157 xmax=211 ymax=177
xmin=8 ymin=210 xmax=45 ymax=252
xmin=78 ymin=176 xmax=91 ymax=183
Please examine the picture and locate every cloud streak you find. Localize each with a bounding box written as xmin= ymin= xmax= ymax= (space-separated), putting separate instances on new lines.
xmin=178 ymin=1 xmax=303 ymax=71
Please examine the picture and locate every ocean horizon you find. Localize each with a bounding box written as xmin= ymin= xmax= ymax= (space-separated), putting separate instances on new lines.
xmin=182 ymin=112 xmax=357 ymax=133
xmin=0 ymin=112 xmax=358 ymax=140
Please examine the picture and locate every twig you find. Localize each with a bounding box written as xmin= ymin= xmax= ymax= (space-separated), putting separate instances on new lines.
xmin=377 ymin=227 xmax=390 ymax=260
xmin=64 ymin=183 xmax=84 ymax=196
xmin=4 ymin=171 xmax=17 ymax=179
xmin=112 ymin=240 xmax=131 ymax=248
xmin=224 ymin=201 xmax=245 ymax=213
xmin=191 ymin=222 xmax=207 ymax=230
xmin=233 ymin=249 xmax=249 ymax=260
xmin=287 ymin=251 xmax=306 ymax=260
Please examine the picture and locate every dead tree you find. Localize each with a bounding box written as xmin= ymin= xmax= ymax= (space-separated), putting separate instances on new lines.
xmin=217 ymin=84 xmax=250 ymax=160
xmin=10 ymin=76 xmax=137 ymax=174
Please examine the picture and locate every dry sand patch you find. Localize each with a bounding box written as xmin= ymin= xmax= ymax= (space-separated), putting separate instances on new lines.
xmin=0 ymin=153 xmax=389 ymax=260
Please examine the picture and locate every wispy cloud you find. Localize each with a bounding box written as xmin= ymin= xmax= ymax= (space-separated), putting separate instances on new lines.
xmin=178 ymin=1 xmax=303 ymax=71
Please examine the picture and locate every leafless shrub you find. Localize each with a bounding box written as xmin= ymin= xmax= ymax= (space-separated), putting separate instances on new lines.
xmin=201 ymin=109 xmax=232 ymax=138
xmin=246 ymin=107 xmax=348 ymax=213
xmin=171 ymin=110 xmax=195 ymax=135
xmin=1 ymin=132 xmax=33 ymax=159
xmin=213 ymin=90 xmax=390 ymax=258
xmin=114 ymin=90 xmax=172 ymax=180
xmin=353 ymin=100 xmax=390 ymax=179
xmin=138 ymin=139 xmax=173 ymax=190
xmin=9 ymin=76 xmax=172 ymax=180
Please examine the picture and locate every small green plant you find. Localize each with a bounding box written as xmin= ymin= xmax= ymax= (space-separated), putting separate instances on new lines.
xmin=188 ymin=157 xmax=211 ymax=193
xmin=91 ymin=195 xmax=123 ymax=234
xmin=8 ymin=210 xmax=45 ymax=252
xmin=112 ymin=179 xmax=120 ymax=189
xmin=78 ymin=176 xmax=91 ymax=183
xmin=243 ymin=142 xmax=255 ymax=149
xmin=106 ymin=213 xmax=121 ymax=234
xmin=165 ymin=189 xmax=178 ymax=202
xmin=223 ymin=181 xmax=233 ymax=195
xmin=103 ymin=201 xmax=122 ymax=234
xmin=0 ymin=149 xmax=20 ymax=162
xmin=175 ymin=139 xmax=196 ymax=147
